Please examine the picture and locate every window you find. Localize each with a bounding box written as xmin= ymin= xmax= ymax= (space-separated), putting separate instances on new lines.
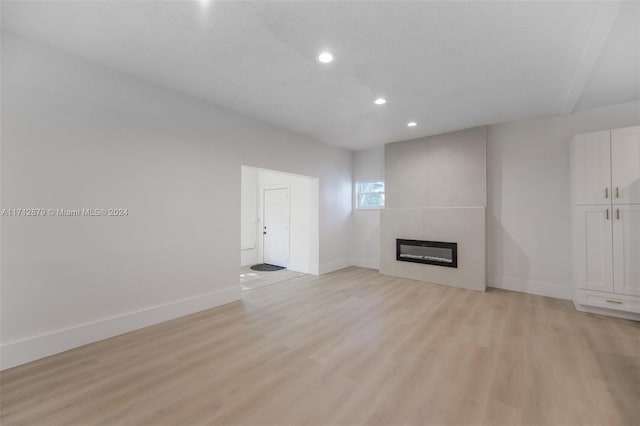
xmin=356 ymin=181 xmax=385 ymax=209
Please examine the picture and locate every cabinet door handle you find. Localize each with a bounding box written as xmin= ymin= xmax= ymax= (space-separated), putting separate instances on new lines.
xmin=606 ymin=208 xmax=609 ymax=220
xmin=606 ymin=299 xmax=623 ymax=305
xmin=615 ymin=187 xmax=619 ymax=198
xmin=604 ymin=187 xmax=609 ymax=199
xmin=616 ymin=208 xmax=620 ymax=220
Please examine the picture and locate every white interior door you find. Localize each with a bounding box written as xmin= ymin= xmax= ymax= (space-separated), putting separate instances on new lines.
xmin=611 ymin=126 xmax=640 ymax=204
xmin=613 ymin=205 xmax=640 ymax=296
xmin=571 ymin=131 xmax=611 ymax=205
xmin=263 ymin=188 xmax=289 ymax=267
xmin=572 ymin=205 xmax=614 ymax=292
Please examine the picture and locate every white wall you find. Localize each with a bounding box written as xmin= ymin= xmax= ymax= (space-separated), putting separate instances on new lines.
xmin=1 ymin=33 xmax=353 ymax=369
xmin=487 ymin=101 xmax=640 ymax=299
xmin=352 ymin=146 xmax=384 ymax=269
xmin=240 ymin=166 xmax=259 ymax=266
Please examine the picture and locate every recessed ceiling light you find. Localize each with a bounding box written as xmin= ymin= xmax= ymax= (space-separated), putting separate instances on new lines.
xmin=407 ymin=122 xmax=417 ymax=127
xmin=318 ymin=52 xmax=333 ymax=63
xmin=374 ymin=98 xmax=386 ymax=105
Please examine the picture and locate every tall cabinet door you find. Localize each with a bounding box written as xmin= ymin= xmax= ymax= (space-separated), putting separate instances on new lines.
xmin=573 ymin=205 xmax=614 ymax=292
xmin=571 ymin=131 xmax=611 ymax=205
xmin=613 ymin=205 xmax=640 ymax=296
xmin=611 ymin=126 xmax=640 ymax=204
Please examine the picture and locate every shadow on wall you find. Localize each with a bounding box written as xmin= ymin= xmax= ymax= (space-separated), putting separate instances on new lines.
xmin=486 ymin=138 xmax=531 ymax=295
xmin=487 ymin=213 xmax=531 ymax=294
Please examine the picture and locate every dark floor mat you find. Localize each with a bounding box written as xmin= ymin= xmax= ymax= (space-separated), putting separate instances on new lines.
xmin=250 ymin=263 xmax=285 ymax=272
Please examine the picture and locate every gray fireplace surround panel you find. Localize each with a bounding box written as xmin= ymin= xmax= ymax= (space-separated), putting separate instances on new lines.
xmin=380 ymin=126 xmax=486 ymax=291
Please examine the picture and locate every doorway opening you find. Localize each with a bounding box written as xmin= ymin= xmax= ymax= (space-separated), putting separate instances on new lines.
xmin=240 ymin=166 xmax=319 ymax=291
xmin=263 ymin=187 xmax=290 ymax=267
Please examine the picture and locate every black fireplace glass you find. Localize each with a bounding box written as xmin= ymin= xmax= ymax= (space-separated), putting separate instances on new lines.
xmin=396 ymin=239 xmax=458 ymax=268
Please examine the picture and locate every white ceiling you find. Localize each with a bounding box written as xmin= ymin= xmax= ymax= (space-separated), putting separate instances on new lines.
xmin=575 ymin=0 xmax=639 ymax=112
xmin=1 ymin=1 xmax=638 ymax=150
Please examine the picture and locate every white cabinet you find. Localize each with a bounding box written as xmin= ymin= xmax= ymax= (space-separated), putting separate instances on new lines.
xmin=571 ymin=131 xmax=612 ymax=205
xmin=613 ymin=205 xmax=640 ymax=296
xmin=571 ymin=126 xmax=640 ymax=319
xmin=611 ymin=126 xmax=640 ymax=205
xmin=572 ymin=205 xmax=613 ymax=293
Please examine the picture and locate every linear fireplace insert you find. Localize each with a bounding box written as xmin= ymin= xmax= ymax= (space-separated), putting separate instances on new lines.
xmin=396 ymin=239 xmax=458 ymax=268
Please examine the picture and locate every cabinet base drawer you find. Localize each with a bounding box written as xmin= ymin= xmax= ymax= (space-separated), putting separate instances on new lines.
xmin=575 ymin=289 xmax=640 ymax=314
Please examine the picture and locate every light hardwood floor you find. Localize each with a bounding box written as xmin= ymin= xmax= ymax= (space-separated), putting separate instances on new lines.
xmin=240 ymin=266 xmax=305 ymax=291
xmin=1 ymin=267 xmax=639 ymax=425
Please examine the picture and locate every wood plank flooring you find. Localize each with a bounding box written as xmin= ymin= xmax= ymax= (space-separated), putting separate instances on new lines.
xmin=240 ymin=266 xmax=305 ymax=291
xmin=1 ymin=267 xmax=639 ymax=425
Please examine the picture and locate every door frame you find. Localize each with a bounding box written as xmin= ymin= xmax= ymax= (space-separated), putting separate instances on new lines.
xmin=259 ymin=184 xmax=291 ymax=266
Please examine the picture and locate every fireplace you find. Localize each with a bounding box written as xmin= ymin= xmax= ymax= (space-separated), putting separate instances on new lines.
xmin=396 ymin=239 xmax=458 ymax=268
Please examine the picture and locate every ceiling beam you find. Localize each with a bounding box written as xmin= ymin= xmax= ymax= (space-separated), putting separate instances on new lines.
xmin=561 ymin=0 xmax=623 ymax=115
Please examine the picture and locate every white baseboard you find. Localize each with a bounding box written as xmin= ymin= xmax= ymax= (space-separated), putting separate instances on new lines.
xmin=574 ymin=301 xmax=640 ymax=321
xmin=0 ymin=286 xmax=242 ymax=371
xmin=489 ymin=276 xmax=572 ymax=300
xmin=309 ymin=263 xmax=320 ymax=276
xmin=287 ymin=263 xmax=310 ymax=275
xmin=352 ymin=257 xmax=380 ymax=271
xmin=319 ymin=258 xmax=355 ymax=274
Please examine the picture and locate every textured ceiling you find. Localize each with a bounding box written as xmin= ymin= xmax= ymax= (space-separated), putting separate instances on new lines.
xmin=1 ymin=1 xmax=637 ymax=150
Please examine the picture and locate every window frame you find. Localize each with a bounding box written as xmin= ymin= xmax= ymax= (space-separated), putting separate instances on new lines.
xmin=355 ymin=180 xmax=385 ymax=210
